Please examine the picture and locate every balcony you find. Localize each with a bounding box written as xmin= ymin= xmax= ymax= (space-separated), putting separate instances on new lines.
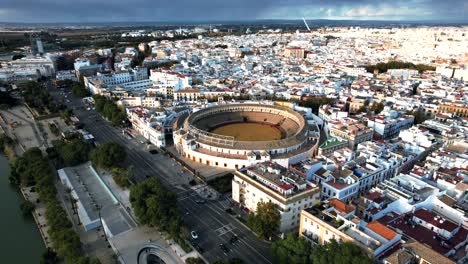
xmin=301 ymin=231 xmax=319 ymax=245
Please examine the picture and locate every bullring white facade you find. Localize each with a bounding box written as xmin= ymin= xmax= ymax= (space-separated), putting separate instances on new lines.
xmin=173 ymin=103 xmax=320 ymax=170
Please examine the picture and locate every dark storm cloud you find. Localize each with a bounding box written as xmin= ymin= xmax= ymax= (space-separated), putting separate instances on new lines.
xmin=0 ymin=0 xmax=466 ymax=23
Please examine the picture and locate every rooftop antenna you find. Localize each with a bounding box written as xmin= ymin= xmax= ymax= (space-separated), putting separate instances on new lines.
xmin=302 ymin=17 xmax=311 ymax=32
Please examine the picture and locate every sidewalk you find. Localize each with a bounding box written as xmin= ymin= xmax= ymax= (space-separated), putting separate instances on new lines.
xmin=20 ymin=186 xmax=51 ymax=248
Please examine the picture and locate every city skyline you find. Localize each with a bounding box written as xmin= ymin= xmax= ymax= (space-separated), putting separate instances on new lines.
xmin=1 ymin=0 xmax=467 ymax=23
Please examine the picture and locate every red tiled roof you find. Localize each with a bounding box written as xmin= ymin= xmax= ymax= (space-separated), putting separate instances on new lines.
xmin=367 ymin=221 xmax=397 ymax=241
xmin=413 ymin=208 xmax=458 ymax=232
xmin=326 ymin=181 xmax=349 ymax=190
xmin=329 ymin=198 xmax=355 ymax=214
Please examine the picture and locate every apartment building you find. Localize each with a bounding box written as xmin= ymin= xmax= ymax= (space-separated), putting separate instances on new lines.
xmin=150 ymin=69 xmax=192 ymax=91
xmin=126 ymin=107 xmax=167 ymax=147
xmin=299 ymin=198 xmax=401 ymax=258
xmin=284 ymin=47 xmax=305 ymax=59
xmin=329 ymin=121 xmax=373 ymax=149
xmin=367 ymin=111 xmax=414 ymax=139
xmin=232 ymin=162 xmax=320 ymax=234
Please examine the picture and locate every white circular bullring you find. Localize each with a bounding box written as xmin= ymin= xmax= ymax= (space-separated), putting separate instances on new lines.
xmin=173 ymin=104 xmax=319 ymax=170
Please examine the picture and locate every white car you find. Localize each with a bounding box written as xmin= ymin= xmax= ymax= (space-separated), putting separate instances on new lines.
xmin=191 ymin=231 xmax=198 ymax=240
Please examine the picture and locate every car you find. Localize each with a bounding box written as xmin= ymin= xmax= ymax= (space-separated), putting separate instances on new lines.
xmin=191 ymin=231 xmax=198 ymax=240
xmin=219 ymin=243 xmax=229 ymax=254
xmin=225 ymin=208 xmax=235 ymax=215
xmin=229 ymin=235 xmax=239 ymax=244
xmin=149 ymin=149 xmax=159 ymax=155
xmin=195 ymin=199 xmax=206 ymax=204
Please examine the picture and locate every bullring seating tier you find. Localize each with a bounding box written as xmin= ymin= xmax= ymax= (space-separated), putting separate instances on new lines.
xmin=177 ymin=104 xmax=313 ymax=151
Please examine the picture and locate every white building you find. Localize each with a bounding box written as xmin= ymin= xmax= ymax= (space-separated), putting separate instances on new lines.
xmin=232 ymin=162 xmax=320 ymax=234
xmin=56 ymin=70 xmax=78 ymax=81
xmin=126 ymin=107 xmax=167 ymax=147
xmin=367 ymin=110 xmax=414 ymax=139
xmin=150 ymin=69 xmax=192 ymax=91
xmin=0 ymin=56 xmax=55 ymax=80
xmin=74 ymin=58 xmax=91 ymax=71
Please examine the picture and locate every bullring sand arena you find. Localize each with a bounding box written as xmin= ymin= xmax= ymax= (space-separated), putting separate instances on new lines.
xmin=173 ymin=103 xmax=319 ymax=170
xmin=210 ymin=122 xmax=282 ymax=141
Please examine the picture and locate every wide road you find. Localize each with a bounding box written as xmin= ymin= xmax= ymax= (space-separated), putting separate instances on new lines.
xmin=46 ymin=81 xmax=273 ymax=264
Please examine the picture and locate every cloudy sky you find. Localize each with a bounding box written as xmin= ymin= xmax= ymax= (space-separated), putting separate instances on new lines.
xmin=0 ymin=0 xmax=466 ymax=23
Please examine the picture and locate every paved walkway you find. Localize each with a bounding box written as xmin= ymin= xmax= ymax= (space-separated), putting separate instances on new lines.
xmin=21 ymin=186 xmax=52 ymax=248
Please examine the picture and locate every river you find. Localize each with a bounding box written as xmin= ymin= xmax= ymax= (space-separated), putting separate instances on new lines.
xmin=0 ymin=154 xmax=45 ymax=263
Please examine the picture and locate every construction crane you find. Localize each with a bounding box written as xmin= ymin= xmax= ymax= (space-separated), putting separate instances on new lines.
xmin=302 ymin=17 xmax=311 ymax=32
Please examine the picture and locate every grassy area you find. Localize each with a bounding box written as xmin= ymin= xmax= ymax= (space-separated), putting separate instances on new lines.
xmin=207 ymin=173 xmax=234 ymax=194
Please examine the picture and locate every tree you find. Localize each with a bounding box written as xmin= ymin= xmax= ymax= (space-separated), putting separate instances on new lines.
xmin=406 ymin=109 xmax=427 ymax=125
xmin=40 ymin=248 xmax=59 ymax=264
xmin=295 ymin=97 xmax=335 ymax=114
xmin=90 ymin=142 xmax=126 ymax=169
xmin=365 ymin=61 xmax=435 ymax=74
xmin=247 ymin=201 xmax=280 ymax=239
xmin=309 ymin=240 xmax=372 ymax=264
xmin=370 ymin=101 xmax=385 ymax=114
xmin=0 ymin=90 xmax=17 ymax=107
xmin=92 ymin=95 xmax=126 ymax=126
xmin=71 ymin=83 xmax=90 ymax=98
xmin=271 ymin=233 xmax=311 ymax=264
xmin=130 ymin=178 xmax=180 ymax=236
xmin=111 ymin=167 xmax=131 ymax=188
xmin=186 ymin=257 xmax=205 ymax=264
xmin=20 ymin=200 xmax=35 ymax=217
xmin=54 ymin=139 xmax=92 ymax=167
xmin=11 ymin=147 xmax=51 ymax=186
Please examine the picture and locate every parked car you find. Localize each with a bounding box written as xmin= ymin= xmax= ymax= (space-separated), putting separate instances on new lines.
xmin=229 ymin=235 xmax=239 ymax=244
xmin=191 ymin=231 xmax=198 ymax=240
xmin=195 ymin=199 xmax=206 ymax=204
xmin=219 ymin=243 xmax=229 ymax=254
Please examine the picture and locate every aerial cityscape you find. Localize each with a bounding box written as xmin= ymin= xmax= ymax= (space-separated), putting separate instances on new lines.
xmin=0 ymin=1 xmax=467 ymax=264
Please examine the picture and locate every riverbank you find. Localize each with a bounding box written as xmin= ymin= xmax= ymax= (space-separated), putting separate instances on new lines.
xmin=0 ymin=155 xmax=44 ymax=263
xmin=19 ymin=186 xmax=52 ymax=248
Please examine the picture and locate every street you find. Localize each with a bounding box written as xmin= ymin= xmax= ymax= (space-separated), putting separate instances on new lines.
xmin=46 ymin=81 xmax=273 ymax=264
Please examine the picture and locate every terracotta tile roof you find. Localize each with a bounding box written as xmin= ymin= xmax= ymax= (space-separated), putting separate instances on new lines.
xmin=367 ymin=221 xmax=397 ymax=241
xmin=413 ymin=208 xmax=458 ymax=232
xmin=328 ymin=198 xmax=355 ymax=214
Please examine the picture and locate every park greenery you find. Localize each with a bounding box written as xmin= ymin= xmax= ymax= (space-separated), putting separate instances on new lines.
xmin=111 ymin=166 xmax=133 ymax=188
xmin=40 ymin=248 xmax=59 ymax=264
xmin=49 ymin=137 xmax=93 ymax=168
xmin=295 ymin=96 xmax=335 ymax=114
xmin=0 ymin=88 xmax=18 ymax=108
xmin=406 ymin=109 xmax=428 ymax=124
xmin=10 ymin=148 xmax=101 ymax=264
xmin=365 ymin=61 xmax=436 ymax=74
xmin=0 ymin=134 xmax=16 ymax=159
xmin=21 ymin=81 xmax=61 ymax=114
xmin=90 ymin=142 xmax=127 ymax=169
xmin=93 ymin=94 xmax=127 ymax=126
xmin=48 ymin=123 xmax=60 ymax=136
xmin=271 ymin=234 xmax=372 ymax=264
xmin=70 ymin=82 xmax=91 ymax=98
xmin=20 ymin=200 xmax=35 ymax=216
xmin=370 ymin=101 xmax=385 ymax=114
xmin=247 ymin=201 xmax=280 ymax=240
xmin=130 ymin=177 xmax=182 ymax=238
